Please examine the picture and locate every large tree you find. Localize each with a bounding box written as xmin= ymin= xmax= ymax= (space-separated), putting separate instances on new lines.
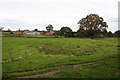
xmin=77 ymin=14 xmax=108 ymax=38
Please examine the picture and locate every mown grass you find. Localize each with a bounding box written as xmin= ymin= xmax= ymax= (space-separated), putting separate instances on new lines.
xmin=2 ymin=37 xmax=119 ymax=78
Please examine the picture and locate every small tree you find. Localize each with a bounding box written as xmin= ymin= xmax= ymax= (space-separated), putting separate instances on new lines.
xmin=34 ymin=29 xmax=38 ymax=31
xmin=114 ymin=30 xmax=120 ymax=37
xmin=7 ymin=28 xmax=11 ymax=32
xmin=60 ymin=27 xmax=73 ymax=37
xmin=107 ymin=31 xmax=113 ymax=37
xmin=46 ymin=24 xmax=53 ymax=32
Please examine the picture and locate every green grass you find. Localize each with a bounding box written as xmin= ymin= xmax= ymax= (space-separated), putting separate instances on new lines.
xmin=48 ymin=58 xmax=118 ymax=78
xmin=2 ymin=37 xmax=119 ymax=78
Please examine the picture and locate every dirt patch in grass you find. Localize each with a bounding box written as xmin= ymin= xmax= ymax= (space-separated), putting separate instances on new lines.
xmin=16 ymin=69 xmax=60 ymax=78
xmin=73 ymin=61 xmax=100 ymax=68
xmin=38 ymin=44 xmax=97 ymax=56
xmin=39 ymin=44 xmax=71 ymax=55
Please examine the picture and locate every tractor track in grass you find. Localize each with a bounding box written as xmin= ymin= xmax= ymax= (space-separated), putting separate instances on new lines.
xmin=14 ymin=60 xmax=106 ymax=78
xmin=4 ymin=56 xmax=117 ymax=74
xmin=15 ymin=62 xmax=95 ymax=79
xmin=3 ymin=57 xmax=117 ymax=79
xmin=4 ymin=60 xmax=100 ymax=74
xmin=16 ymin=69 xmax=60 ymax=78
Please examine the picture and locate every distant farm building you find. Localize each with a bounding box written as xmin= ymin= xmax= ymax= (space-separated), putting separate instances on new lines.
xmin=2 ymin=27 xmax=55 ymax=37
xmin=25 ymin=31 xmax=40 ymax=35
xmin=14 ymin=31 xmax=24 ymax=35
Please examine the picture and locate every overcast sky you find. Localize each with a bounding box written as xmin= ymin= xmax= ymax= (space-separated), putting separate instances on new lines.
xmin=0 ymin=0 xmax=119 ymax=32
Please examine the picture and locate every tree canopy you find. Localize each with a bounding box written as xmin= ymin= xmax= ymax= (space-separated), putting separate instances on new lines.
xmin=46 ymin=24 xmax=53 ymax=32
xmin=34 ymin=29 xmax=38 ymax=31
xmin=114 ymin=30 xmax=120 ymax=37
xmin=59 ymin=27 xmax=73 ymax=37
xmin=77 ymin=14 xmax=108 ymax=38
xmin=78 ymin=14 xmax=108 ymax=31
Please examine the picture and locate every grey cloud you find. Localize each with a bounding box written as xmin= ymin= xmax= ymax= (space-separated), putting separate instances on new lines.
xmin=0 ymin=0 xmax=119 ymax=32
xmin=109 ymin=18 xmax=120 ymax=23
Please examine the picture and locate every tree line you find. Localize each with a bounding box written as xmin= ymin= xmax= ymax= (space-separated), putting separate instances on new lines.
xmin=53 ymin=14 xmax=120 ymax=38
xmin=3 ymin=14 xmax=120 ymax=38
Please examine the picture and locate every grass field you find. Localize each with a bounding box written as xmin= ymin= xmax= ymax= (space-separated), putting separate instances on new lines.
xmin=2 ymin=37 xmax=119 ymax=79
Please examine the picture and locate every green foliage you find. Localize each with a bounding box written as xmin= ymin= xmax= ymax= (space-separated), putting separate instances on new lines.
xmin=77 ymin=14 xmax=108 ymax=38
xmin=59 ymin=27 xmax=73 ymax=37
xmin=114 ymin=30 xmax=120 ymax=37
xmin=34 ymin=29 xmax=38 ymax=31
xmin=2 ymin=31 xmax=14 ymax=37
xmin=107 ymin=31 xmax=113 ymax=37
xmin=77 ymin=28 xmax=87 ymax=38
xmin=46 ymin=24 xmax=53 ymax=32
